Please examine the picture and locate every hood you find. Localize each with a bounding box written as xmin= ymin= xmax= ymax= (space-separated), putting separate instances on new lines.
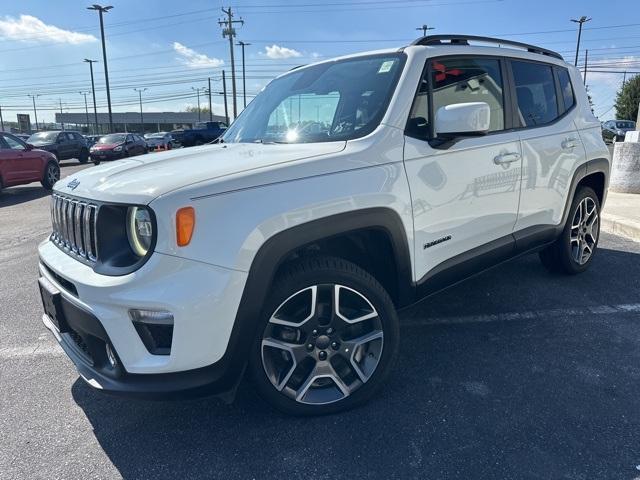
xmin=54 ymin=141 xmax=346 ymax=204
xmin=29 ymin=141 xmax=54 ymax=147
xmin=91 ymin=143 xmax=120 ymax=150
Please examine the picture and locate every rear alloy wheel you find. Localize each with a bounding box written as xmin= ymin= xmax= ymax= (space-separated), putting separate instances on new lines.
xmin=41 ymin=162 xmax=60 ymax=190
xmin=250 ymin=256 xmax=399 ymax=415
xmin=539 ymin=186 xmax=600 ymax=274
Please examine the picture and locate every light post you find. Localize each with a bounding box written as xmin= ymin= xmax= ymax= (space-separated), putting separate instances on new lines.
xmin=88 ymin=4 xmax=114 ymax=132
xmin=27 ymin=94 xmax=40 ymax=131
xmin=79 ymin=92 xmax=90 ymax=133
xmin=133 ymin=87 xmax=148 ymax=134
xmin=84 ymin=59 xmax=99 ymax=134
xmin=236 ymin=41 xmax=251 ymax=108
xmin=571 ymin=16 xmax=592 ymax=67
xmin=416 ymin=25 xmax=435 ymax=37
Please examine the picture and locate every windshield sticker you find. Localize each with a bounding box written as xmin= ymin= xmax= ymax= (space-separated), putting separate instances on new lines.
xmin=378 ymin=60 xmax=395 ymax=73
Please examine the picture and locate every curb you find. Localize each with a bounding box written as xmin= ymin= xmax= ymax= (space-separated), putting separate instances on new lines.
xmin=601 ymin=213 xmax=640 ymax=243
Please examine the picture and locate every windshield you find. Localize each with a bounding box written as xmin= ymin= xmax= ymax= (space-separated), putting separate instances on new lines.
xmin=146 ymin=133 xmax=166 ymax=138
xmin=616 ymin=121 xmax=635 ymax=129
xmin=98 ymin=134 xmax=126 ymax=144
xmin=222 ymin=53 xmax=406 ymax=144
xmin=28 ymin=132 xmax=58 ymax=142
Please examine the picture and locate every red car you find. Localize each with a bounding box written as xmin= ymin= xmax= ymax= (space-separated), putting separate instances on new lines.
xmin=0 ymin=132 xmax=60 ymax=192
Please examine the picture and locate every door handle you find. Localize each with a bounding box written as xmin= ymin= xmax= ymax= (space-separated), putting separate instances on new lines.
xmin=493 ymin=152 xmax=521 ymax=165
xmin=562 ymin=137 xmax=577 ymax=149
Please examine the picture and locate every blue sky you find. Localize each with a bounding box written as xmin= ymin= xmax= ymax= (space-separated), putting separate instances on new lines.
xmin=0 ymin=0 xmax=637 ymax=124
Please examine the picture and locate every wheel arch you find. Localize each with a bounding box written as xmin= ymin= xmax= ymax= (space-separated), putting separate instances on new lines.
xmin=218 ymin=208 xmax=414 ymax=388
xmin=560 ymin=157 xmax=609 ymax=228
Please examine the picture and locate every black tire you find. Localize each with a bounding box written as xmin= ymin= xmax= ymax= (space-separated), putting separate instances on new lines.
xmin=78 ymin=149 xmax=89 ymax=164
xmin=249 ymin=255 xmax=400 ymax=416
xmin=539 ymin=186 xmax=601 ymax=275
xmin=93 ymin=159 xmax=101 ymax=165
xmin=41 ymin=162 xmax=60 ymax=190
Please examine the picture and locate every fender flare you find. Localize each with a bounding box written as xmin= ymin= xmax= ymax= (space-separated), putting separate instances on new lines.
xmin=217 ymin=207 xmax=414 ymax=383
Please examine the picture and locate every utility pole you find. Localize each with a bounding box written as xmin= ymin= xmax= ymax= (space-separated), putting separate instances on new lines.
xmin=571 ymin=16 xmax=591 ymax=67
xmin=79 ymin=92 xmax=90 ymax=133
xmin=88 ymin=4 xmax=114 ymax=132
xmin=583 ymin=49 xmax=588 ymax=85
xmin=219 ymin=7 xmax=243 ymax=119
xmin=622 ymin=71 xmax=627 ymax=88
xmin=59 ymin=98 xmax=65 ymax=130
xmin=134 ymin=87 xmax=147 ymax=133
xmin=415 ymin=25 xmax=435 ymax=37
xmin=84 ymin=59 xmax=99 ymax=135
xmin=0 ymin=105 xmax=4 ymax=132
xmin=222 ymin=69 xmax=229 ymax=125
xmin=192 ymin=87 xmax=205 ymax=122
xmin=208 ymin=77 xmax=213 ymax=121
xmin=236 ymin=41 xmax=251 ymax=108
xmin=28 ymin=94 xmax=40 ymax=131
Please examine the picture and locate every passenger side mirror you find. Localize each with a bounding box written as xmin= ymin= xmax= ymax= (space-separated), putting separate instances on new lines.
xmin=434 ymin=102 xmax=490 ymax=138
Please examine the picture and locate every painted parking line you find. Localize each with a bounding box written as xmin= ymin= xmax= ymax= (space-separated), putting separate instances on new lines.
xmin=402 ymin=303 xmax=640 ymax=327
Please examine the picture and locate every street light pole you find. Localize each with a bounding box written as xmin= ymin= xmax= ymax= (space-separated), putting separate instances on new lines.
xmin=0 ymin=105 xmax=4 ymax=132
xmin=236 ymin=41 xmax=251 ymax=108
xmin=88 ymin=4 xmax=114 ymax=132
xmin=79 ymin=92 xmax=90 ymax=133
xmin=28 ymin=94 xmax=40 ymax=131
xmin=84 ymin=59 xmax=99 ymax=134
xmin=571 ymin=16 xmax=592 ymax=67
xmin=222 ymin=70 xmax=229 ymax=125
xmin=208 ymin=77 xmax=213 ymax=121
xmin=416 ymin=25 xmax=435 ymax=37
xmin=133 ymin=88 xmax=147 ymax=133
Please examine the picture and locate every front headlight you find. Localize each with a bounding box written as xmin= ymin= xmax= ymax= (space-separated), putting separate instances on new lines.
xmin=126 ymin=206 xmax=154 ymax=257
xmin=114 ymin=145 xmax=123 ymax=152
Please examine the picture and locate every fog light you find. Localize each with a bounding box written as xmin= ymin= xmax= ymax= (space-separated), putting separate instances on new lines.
xmin=129 ymin=309 xmax=174 ymax=355
xmin=129 ymin=309 xmax=174 ymax=325
xmin=105 ymin=343 xmax=118 ymax=368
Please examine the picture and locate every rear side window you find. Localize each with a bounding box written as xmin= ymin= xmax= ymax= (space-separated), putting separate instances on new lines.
xmin=511 ymin=60 xmax=558 ymax=127
xmin=557 ymin=68 xmax=575 ymax=112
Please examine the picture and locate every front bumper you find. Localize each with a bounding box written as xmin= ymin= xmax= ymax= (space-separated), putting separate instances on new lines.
xmin=38 ymin=239 xmax=249 ymax=398
xmin=90 ymin=150 xmax=124 ymax=161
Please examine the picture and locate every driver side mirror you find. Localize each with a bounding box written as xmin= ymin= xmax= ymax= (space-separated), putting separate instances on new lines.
xmin=434 ymin=102 xmax=490 ymax=138
xmin=25 ymin=143 xmax=34 ymax=151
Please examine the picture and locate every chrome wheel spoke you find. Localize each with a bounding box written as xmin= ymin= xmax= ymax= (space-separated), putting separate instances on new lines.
xmin=261 ymin=283 xmax=385 ymax=405
xmin=571 ymin=196 xmax=599 ymax=265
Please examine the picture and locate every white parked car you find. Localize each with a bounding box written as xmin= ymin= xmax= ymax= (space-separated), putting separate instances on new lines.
xmin=38 ymin=35 xmax=609 ymax=415
xmin=144 ymin=132 xmax=173 ymax=150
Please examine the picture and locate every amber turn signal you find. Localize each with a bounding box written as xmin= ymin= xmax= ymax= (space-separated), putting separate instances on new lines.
xmin=176 ymin=207 xmax=195 ymax=246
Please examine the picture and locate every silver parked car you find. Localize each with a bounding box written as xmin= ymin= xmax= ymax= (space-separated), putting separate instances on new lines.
xmin=144 ymin=132 xmax=174 ymax=151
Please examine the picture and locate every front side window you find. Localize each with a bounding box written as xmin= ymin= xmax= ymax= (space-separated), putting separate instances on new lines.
xmin=1 ymin=134 xmax=26 ymax=150
xmin=431 ymin=57 xmax=505 ymax=133
xmin=222 ymin=53 xmax=405 ymax=144
xmin=616 ymin=121 xmax=635 ymax=129
xmin=512 ymin=61 xmax=559 ymax=127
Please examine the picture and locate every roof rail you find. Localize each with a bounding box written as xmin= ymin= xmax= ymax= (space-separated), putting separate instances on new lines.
xmin=411 ymin=35 xmax=564 ymax=60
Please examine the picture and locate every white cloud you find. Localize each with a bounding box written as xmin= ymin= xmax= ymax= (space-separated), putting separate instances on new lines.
xmin=263 ymin=44 xmax=302 ymax=59
xmin=0 ymin=15 xmax=97 ymax=44
xmin=173 ymin=42 xmax=224 ymax=69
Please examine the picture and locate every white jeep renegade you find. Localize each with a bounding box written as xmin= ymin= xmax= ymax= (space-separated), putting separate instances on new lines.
xmin=38 ymin=35 xmax=609 ymax=415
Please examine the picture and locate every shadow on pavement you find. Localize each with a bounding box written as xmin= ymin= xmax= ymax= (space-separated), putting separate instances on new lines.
xmin=0 ymin=186 xmax=50 ymax=207
xmin=72 ymin=245 xmax=640 ymax=479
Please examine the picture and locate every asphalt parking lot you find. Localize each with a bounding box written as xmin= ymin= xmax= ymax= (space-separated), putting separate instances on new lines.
xmin=2 ymin=160 xmax=640 ymax=479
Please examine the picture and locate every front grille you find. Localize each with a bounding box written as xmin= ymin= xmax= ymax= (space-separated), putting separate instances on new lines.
xmin=51 ymin=194 xmax=99 ymax=263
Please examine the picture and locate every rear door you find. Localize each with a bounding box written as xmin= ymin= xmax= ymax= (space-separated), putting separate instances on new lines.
xmin=404 ymin=55 xmax=522 ymax=281
xmin=511 ymin=60 xmax=585 ymax=238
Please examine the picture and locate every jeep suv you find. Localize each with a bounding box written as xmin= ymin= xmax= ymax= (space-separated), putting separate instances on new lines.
xmin=37 ymin=35 xmax=609 ymax=415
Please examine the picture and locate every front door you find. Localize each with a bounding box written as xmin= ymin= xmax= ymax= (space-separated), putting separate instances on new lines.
xmin=404 ymin=56 xmax=522 ymax=281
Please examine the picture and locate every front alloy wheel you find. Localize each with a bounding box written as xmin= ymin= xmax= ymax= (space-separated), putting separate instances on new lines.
xmin=250 ymin=256 xmax=399 ymax=415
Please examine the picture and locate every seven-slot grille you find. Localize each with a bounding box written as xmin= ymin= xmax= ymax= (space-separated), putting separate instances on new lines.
xmin=50 ymin=194 xmax=99 ymax=262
